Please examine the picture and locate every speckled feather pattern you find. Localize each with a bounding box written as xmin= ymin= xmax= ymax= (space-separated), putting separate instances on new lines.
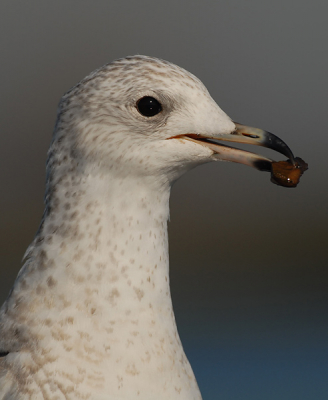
xmin=0 ymin=56 xmax=235 ymax=399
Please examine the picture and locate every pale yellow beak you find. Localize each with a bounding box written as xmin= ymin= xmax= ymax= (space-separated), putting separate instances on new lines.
xmin=170 ymin=122 xmax=296 ymax=171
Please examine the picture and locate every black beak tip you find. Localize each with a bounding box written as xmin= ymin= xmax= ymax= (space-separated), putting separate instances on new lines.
xmin=253 ymin=159 xmax=272 ymax=172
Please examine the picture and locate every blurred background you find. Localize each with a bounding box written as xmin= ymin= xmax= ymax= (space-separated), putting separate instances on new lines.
xmin=0 ymin=1 xmax=327 ymax=398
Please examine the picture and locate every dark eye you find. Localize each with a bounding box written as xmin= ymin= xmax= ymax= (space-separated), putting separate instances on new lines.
xmin=136 ymin=96 xmax=162 ymax=117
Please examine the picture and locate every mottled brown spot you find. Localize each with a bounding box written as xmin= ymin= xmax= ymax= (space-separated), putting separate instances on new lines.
xmin=46 ymin=275 xmax=57 ymax=287
xmin=133 ymin=287 xmax=144 ymax=301
xmin=125 ymin=363 xmax=139 ymax=376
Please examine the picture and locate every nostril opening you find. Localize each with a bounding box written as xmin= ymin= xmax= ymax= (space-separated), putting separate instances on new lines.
xmin=242 ymin=133 xmax=260 ymax=139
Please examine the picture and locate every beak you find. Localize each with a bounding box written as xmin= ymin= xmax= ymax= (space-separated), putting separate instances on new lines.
xmin=171 ymin=122 xmax=297 ymax=172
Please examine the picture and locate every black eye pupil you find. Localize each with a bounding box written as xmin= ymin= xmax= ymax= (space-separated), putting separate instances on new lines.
xmin=136 ymin=96 xmax=162 ymax=117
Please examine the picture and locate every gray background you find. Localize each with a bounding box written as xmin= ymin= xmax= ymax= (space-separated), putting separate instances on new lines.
xmin=0 ymin=1 xmax=327 ymax=399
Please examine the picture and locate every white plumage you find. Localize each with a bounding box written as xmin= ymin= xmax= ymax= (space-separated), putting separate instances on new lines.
xmin=0 ymin=56 xmax=291 ymax=399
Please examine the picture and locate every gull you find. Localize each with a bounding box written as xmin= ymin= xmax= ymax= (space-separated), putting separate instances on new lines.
xmin=0 ymin=56 xmax=296 ymax=399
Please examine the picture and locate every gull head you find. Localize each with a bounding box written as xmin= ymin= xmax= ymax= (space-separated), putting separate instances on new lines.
xmin=51 ymin=55 xmax=294 ymax=186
